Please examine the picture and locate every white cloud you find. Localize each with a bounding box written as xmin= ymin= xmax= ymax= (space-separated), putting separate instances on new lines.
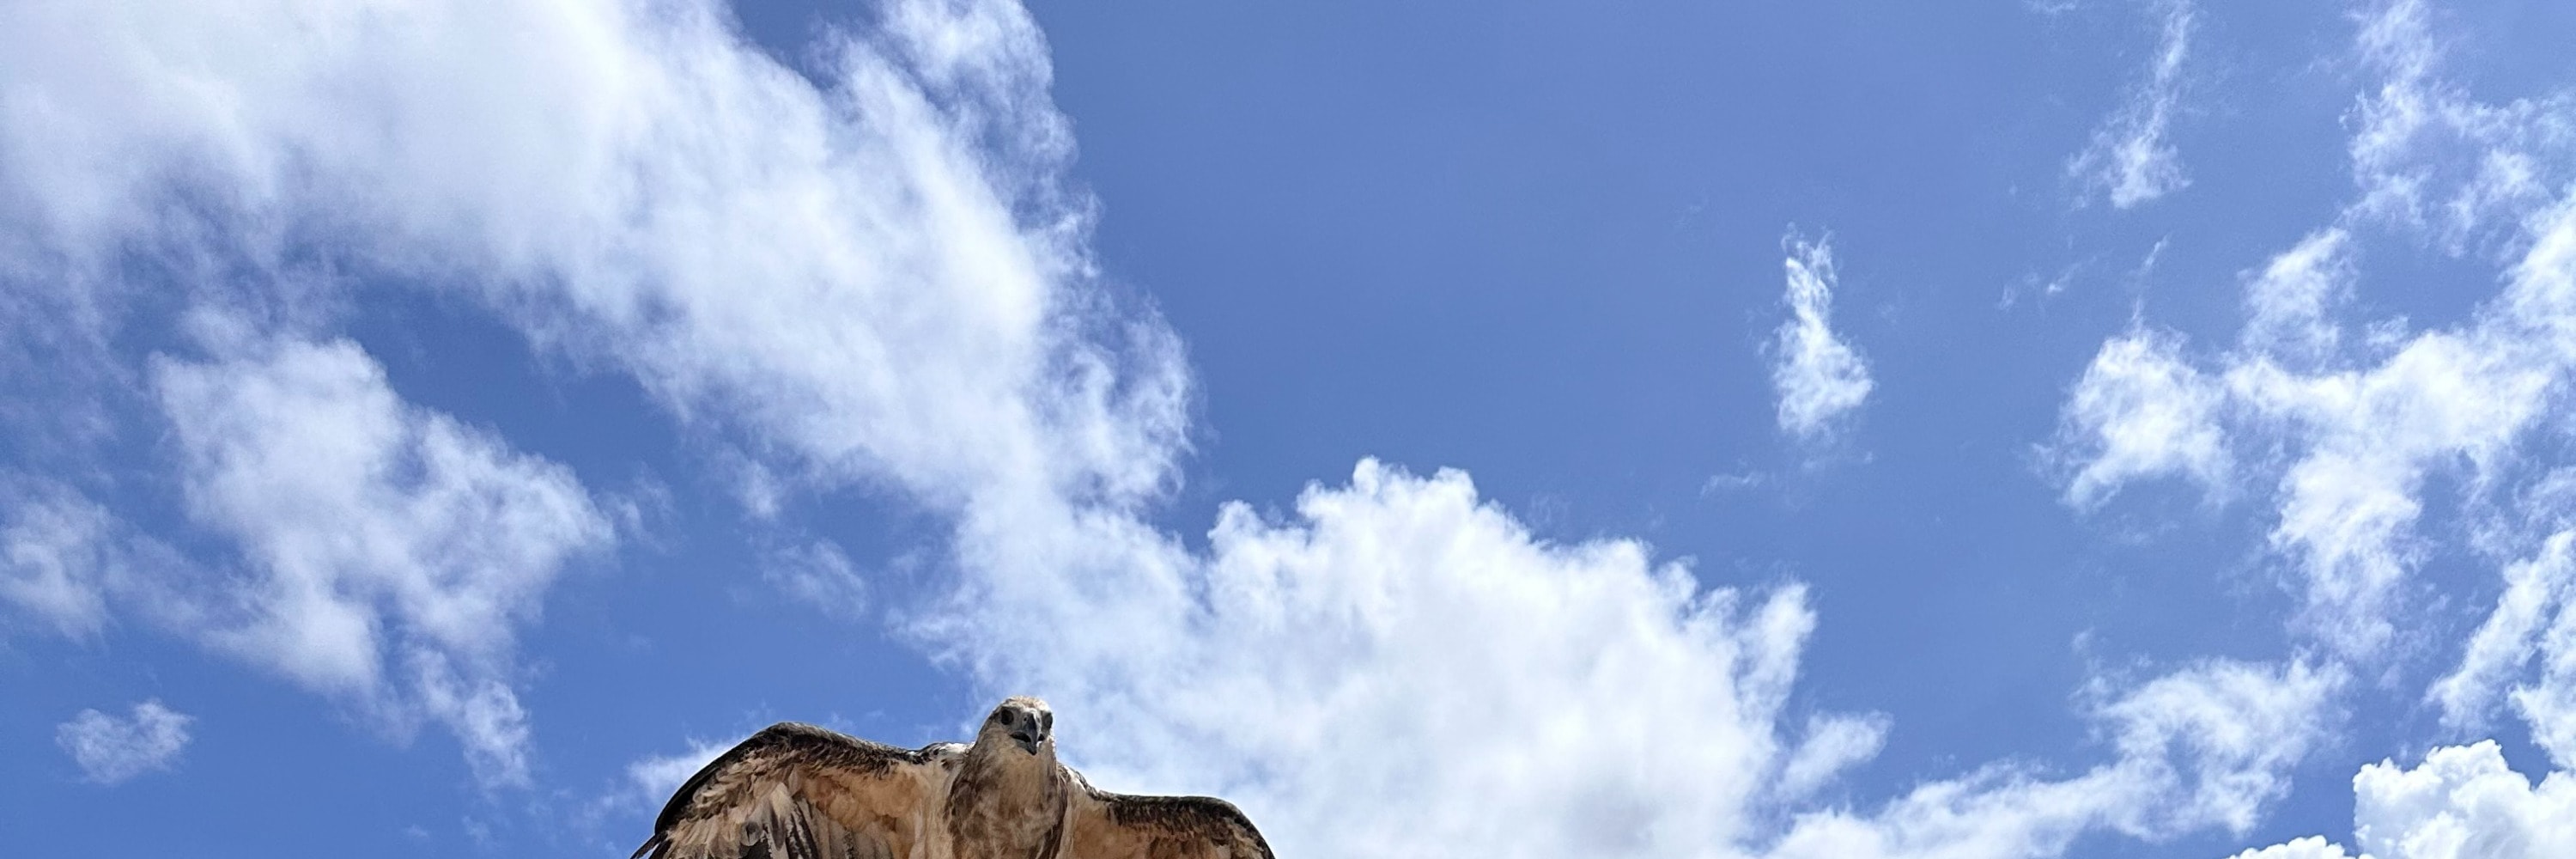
xmin=1778 ymin=713 xmax=1893 ymax=801
xmin=154 ymin=335 xmax=612 ymax=786
xmin=1765 ymin=658 xmax=2333 ymax=859
xmin=2229 ymin=741 xmax=2576 ymax=859
xmin=2090 ymin=659 xmax=2342 ymax=833
xmin=2 ymin=480 xmax=200 ymax=641
xmin=963 ymin=460 xmax=1826 ymax=856
xmin=57 ymin=700 xmax=193 ymax=783
xmin=2345 ymin=0 xmax=2575 ymax=247
xmin=762 ymin=539 xmax=872 ymax=620
xmin=1769 ymin=234 xmax=1874 ymax=442
xmin=2228 ymin=837 xmax=2362 ymax=859
xmin=0 ymin=0 xmax=1186 ymax=517
xmin=627 ymin=740 xmax=731 ymax=804
xmin=2514 ymin=533 xmax=2576 ymax=768
xmin=929 ymin=460 xmax=2336 ymax=859
xmin=2057 ymin=49 xmax=2576 ymax=657
xmin=2068 ymin=0 xmax=2196 ymax=209
xmin=1 ymin=483 xmax=118 ymax=638
xmin=2222 ymin=321 xmax=2558 ymax=654
xmin=2429 ymin=532 xmax=2570 ymax=733
xmin=2058 ymin=330 xmax=2232 ymax=509
xmin=2243 ymin=230 xmax=2357 ymax=363
xmin=2 ymin=0 xmax=1166 ymax=782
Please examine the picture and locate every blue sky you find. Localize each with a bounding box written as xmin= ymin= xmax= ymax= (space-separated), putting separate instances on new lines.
xmin=5 ymin=0 xmax=2576 ymax=856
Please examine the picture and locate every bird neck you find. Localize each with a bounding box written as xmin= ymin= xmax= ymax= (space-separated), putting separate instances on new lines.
xmin=958 ymin=738 xmax=1055 ymax=791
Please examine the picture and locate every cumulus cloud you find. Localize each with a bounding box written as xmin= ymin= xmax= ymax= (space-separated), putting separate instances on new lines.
xmin=1768 ymin=234 xmax=1874 ymax=442
xmin=954 ymin=460 xmax=1832 ymax=856
xmin=57 ymin=700 xmax=193 ymax=783
xmin=2228 ymin=741 xmax=2576 ymax=859
xmin=928 ymin=460 xmax=2336 ymax=859
xmin=155 ymin=336 xmax=611 ymax=786
xmin=2068 ymin=0 xmax=2196 ymax=209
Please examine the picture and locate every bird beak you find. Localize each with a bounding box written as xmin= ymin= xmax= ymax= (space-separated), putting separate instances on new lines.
xmin=1009 ymin=729 xmax=1042 ymax=754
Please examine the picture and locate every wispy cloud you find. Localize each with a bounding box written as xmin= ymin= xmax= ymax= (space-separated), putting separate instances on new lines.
xmin=2061 ymin=137 xmax=2575 ymax=664
xmin=154 ymin=335 xmax=612 ymax=787
xmin=2050 ymin=4 xmax=2576 ymax=856
xmin=1768 ymin=233 xmax=1874 ymax=443
xmin=0 ymin=0 xmax=1165 ymax=782
xmin=2346 ymin=0 xmax=2575 ymax=248
xmin=57 ymin=700 xmax=192 ymax=784
xmin=2 ymin=483 xmax=118 ymax=638
xmin=762 ymin=539 xmax=872 ymax=620
xmin=2068 ymin=0 xmax=2196 ymax=209
xmin=2427 ymin=533 xmax=2571 ymax=733
xmin=2056 ymin=329 xmax=2231 ymax=509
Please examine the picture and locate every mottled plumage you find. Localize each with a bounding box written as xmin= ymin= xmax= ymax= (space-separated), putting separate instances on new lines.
xmin=635 ymin=698 xmax=1274 ymax=859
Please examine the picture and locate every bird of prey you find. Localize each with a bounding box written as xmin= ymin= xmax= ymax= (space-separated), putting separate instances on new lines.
xmin=633 ymin=697 xmax=1274 ymax=859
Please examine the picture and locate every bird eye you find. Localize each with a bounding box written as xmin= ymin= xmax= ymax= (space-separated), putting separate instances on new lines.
xmin=1040 ymin=712 xmax=1053 ymax=730
xmin=992 ymin=710 xmax=1012 ymax=725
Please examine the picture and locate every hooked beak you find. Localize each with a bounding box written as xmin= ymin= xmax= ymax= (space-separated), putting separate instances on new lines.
xmin=1009 ymin=729 xmax=1043 ymax=754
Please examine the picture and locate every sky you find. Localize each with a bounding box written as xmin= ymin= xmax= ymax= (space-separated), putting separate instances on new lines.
xmin=3 ymin=0 xmax=2576 ymax=857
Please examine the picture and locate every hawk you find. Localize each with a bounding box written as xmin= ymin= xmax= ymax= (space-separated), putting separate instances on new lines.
xmin=633 ymin=697 xmax=1274 ymax=859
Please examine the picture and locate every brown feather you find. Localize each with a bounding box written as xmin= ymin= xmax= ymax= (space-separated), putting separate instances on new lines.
xmin=632 ymin=705 xmax=1274 ymax=859
xmin=633 ymin=722 xmax=955 ymax=859
xmin=1057 ymin=771 xmax=1275 ymax=859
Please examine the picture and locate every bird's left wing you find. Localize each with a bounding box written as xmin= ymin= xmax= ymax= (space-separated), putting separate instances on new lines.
xmin=634 ymin=722 xmax=961 ymax=859
xmin=1056 ymin=770 xmax=1274 ymax=859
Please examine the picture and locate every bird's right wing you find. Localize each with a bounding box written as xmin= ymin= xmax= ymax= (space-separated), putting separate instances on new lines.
xmin=634 ymin=722 xmax=961 ymax=859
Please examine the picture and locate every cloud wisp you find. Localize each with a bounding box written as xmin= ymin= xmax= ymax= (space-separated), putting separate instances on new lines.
xmin=1768 ymin=234 xmax=1875 ymax=444
xmin=57 ymin=700 xmax=193 ymax=784
xmin=2068 ymin=0 xmax=2196 ymax=209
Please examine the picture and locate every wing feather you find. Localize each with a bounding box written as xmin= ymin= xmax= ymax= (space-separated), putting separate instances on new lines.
xmin=634 ymin=722 xmax=957 ymax=859
xmin=1059 ymin=770 xmax=1273 ymax=859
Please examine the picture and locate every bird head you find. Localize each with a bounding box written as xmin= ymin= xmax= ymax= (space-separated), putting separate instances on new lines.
xmin=980 ymin=697 xmax=1053 ymax=757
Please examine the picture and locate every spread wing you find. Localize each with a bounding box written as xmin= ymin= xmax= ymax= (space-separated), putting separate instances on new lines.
xmin=634 ymin=722 xmax=962 ymax=859
xmin=1059 ymin=770 xmax=1274 ymax=859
